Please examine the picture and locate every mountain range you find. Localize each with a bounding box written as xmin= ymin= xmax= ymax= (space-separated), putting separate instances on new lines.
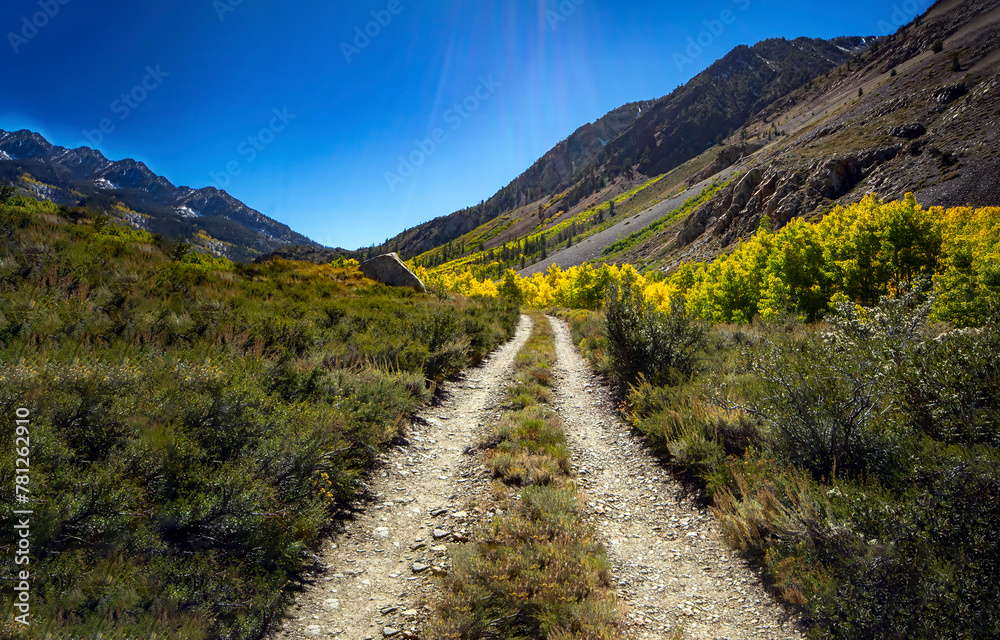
xmin=382 ymin=36 xmax=873 ymax=259
xmin=5 ymin=0 xmax=998 ymax=271
xmin=393 ymin=0 xmax=1000 ymax=277
xmin=0 ymin=130 xmax=316 ymax=261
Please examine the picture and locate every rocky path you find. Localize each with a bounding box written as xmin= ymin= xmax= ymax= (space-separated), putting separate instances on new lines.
xmin=274 ymin=313 xmax=803 ymax=640
xmin=272 ymin=314 xmax=533 ymax=640
xmin=547 ymin=316 xmax=803 ymax=640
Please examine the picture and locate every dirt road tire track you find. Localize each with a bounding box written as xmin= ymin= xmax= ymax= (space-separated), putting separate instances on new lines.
xmin=547 ymin=315 xmax=803 ymax=640
xmin=272 ymin=314 xmax=534 ymax=640
xmin=274 ymin=312 xmax=802 ymax=640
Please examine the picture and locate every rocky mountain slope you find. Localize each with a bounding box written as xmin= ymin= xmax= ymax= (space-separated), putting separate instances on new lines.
xmin=634 ymin=0 xmax=1000 ymax=271
xmin=404 ymin=0 xmax=998 ymax=278
xmin=0 ymin=129 xmax=317 ymax=261
xmin=381 ymin=36 xmax=869 ymax=259
xmin=382 ymin=101 xmax=652 ymax=257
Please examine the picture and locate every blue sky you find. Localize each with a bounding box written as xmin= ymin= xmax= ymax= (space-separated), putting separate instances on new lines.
xmin=1 ymin=0 xmax=930 ymax=249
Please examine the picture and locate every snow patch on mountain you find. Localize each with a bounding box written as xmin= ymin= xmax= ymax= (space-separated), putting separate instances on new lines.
xmin=174 ymin=206 xmax=199 ymax=218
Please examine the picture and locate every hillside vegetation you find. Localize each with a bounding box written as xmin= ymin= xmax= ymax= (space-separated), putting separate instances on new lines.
xmin=0 ymin=130 xmax=317 ymax=262
xmin=0 ymin=192 xmax=517 ymax=640
xmin=558 ymin=279 xmax=999 ymax=639
xmin=372 ymin=37 xmax=864 ymax=261
xmin=374 ymin=0 xmax=1000 ymax=280
xmin=417 ymin=194 xmax=1000 ymax=329
xmin=420 ymin=191 xmax=999 ymax=637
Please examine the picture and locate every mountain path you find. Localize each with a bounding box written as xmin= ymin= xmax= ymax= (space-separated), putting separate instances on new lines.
xmin=547 ymin=315 xmax=803 ymax=640
xmin=272 ymin=314 xmax=534 ymax=640
xmin=274 ymin=313 xmax=802 ymax=640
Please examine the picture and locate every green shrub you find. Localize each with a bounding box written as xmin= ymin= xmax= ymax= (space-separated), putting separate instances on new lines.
xmin=901 ymin=320 xmax=1000 ymax=447
xmin=604 ymin=272 xmax=705 ymax=387
xmin=739 ymin=288 xmax=934 ymax=483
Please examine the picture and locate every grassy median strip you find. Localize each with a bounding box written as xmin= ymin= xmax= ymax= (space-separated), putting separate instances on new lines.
xmin=427 ymin=314 xmax=619 ymax=640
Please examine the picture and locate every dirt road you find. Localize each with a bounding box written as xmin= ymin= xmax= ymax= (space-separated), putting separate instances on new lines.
xmin=272 ymin=314 xmax=533 ymax=639
xmin=547 ymin=316 xmax=802 ymax=640
xmin=273 ymin=314 xmax=802 ymax=639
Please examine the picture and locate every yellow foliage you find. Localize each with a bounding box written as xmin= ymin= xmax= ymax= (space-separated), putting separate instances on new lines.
xmin=412 ymin=195 xmax=1000 ymax=324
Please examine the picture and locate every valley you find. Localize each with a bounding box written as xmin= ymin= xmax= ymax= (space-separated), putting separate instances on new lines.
xmin=3 ymin=0 xmax=999 ymax=638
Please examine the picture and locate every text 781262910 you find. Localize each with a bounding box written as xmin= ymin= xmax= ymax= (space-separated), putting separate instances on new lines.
xmin=13 ymin=407 xmax=32 ymax=626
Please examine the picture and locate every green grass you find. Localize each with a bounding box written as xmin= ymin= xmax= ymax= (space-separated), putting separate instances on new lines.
xmin=0 ymin=193 xmax=519 ymax=640
xmin=427 ymin=314 xmax=620 ymax=640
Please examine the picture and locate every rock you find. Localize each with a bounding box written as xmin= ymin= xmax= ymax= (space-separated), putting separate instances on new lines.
xmin=432 ymin=529 xmax=451 ymax=540
xmin=383 ymin=627 xmax=401 ymax=637
xmin=360 ymin=253 xmax=426 ymax=292
xmin=372 ymin=527 xmax=390 ymax=539
xmin=887 ymin=123 xmax=926 ymax=139
xmin=322 ymin=598 xmax=341 ymax=610
xmin=933 ymin=83 xmax=967 ymax=104
xmin=380 ymin=606 xmax=399 ymax=615
xmin=430 ymin=508 xmax=449 ymax=517
xmin=304 ymin=625 xmax=323 ymax=637
xmin=412 ymin=561 xmax=430 ymax=573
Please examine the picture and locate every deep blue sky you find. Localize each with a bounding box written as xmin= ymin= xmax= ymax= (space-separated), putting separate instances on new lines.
xmin=1 ymin=0 xmax=930 ymax=249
